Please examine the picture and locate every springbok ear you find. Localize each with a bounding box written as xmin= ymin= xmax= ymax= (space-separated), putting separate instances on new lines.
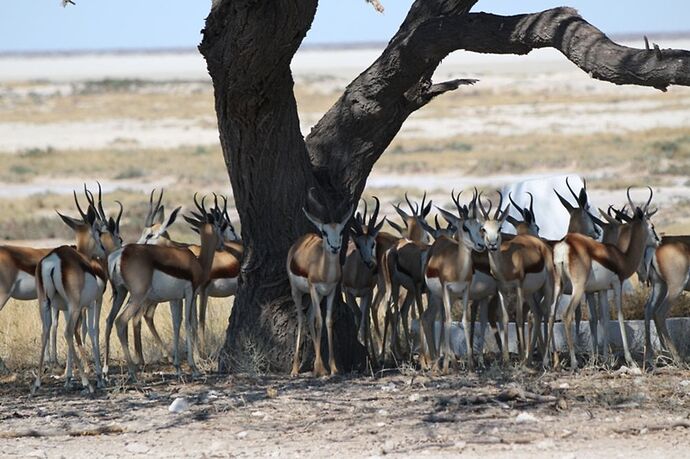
xmin=56 ymin=211 xmax=81 ymax=230
xmin=161 ymin=206 xmax=181 ymax=231
xmin=598 ymin=208 xmax=619 ymax=225
xmin=373 ymin=218 xmax=385 ymax=235
xmin=436 ymin=206 xmax=461 ymax=229
xmin=302 ymin=207 xmax=323 ymax=230
xmin=554 ymin=189 xmax=575 ymax=213
xmin=506 ymin=215 xmax=520 ymax=228
xmin=647 ymin=208 xmax=658 ymax=218
xmin=386 ymin=217 xmax=404 ymax=236
xmin=86 ymin=206 xmax=97 ymax=226
xmin=578 ymin=188 xmax=588 ymax=207
xmin=393 ymin=204 xmax=410 ymax=222
xmin=421 ymin=200 xmax=433 ymax=218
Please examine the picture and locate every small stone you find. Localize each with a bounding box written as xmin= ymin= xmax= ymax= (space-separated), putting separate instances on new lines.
xmin=640 ymin=427 xmax=649 ymax=435
xmin=559 ymin=382 xmax=570 ymax=389
xmin=251 ymin=411 xmax=265 ymax=417
xmin=168 ymin=397 xmax=189 ymax=414
xmin=679 ymin=380 xmax=690 ymax=387
xmin=537 ymin=439 xmax=555 ymax=450
xmin=377 ymin=409 xmax=389 ymax=416
xmin=454 ymin=441 xmax=467 ymax=450
xmin=381 ymin=383 xmax=397 ymax=392
xmin=237 ymin=431 xmax=248 ymax=439
xmin=515 ymin=412 xmax=539 ymax=424
xmin=266 ymin=387 xmax=278 ymax=398
xmin=125 ymin=443 xmax=150 ymax=454
xmin=408 ymin=393 xmax=420 ymax=402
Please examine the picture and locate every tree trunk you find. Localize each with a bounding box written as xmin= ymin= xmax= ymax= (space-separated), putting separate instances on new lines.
xmin=200 ymin=0 xmax=364 ymax=373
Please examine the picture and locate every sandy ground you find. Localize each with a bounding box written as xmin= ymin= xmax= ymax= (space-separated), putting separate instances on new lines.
xmin=2 ymin=366 xmax=690 ymax=458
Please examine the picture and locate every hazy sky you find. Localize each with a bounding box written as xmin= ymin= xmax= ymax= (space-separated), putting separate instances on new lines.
xmin=1 ymin=1 xmax=688 ymax=52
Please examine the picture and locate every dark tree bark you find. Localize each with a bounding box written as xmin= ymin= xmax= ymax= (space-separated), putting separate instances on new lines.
xmin=199 ymin=0 xmax=690 ymax=373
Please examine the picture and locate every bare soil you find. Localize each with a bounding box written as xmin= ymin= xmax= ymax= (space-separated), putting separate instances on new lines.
xmin=2 ymin=365 xmax=690 ymax=458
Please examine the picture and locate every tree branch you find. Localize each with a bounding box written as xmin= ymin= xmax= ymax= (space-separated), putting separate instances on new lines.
xmin=452 ymin=8 xmax=690 ymax=92
xmin=306 ymin=2 xmax=690 ymax=202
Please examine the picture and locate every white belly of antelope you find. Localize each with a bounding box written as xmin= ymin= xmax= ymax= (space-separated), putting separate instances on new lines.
xmin=206 ymin=278 xmax=238 ymax=297
xmin=586 ymin=261 xmax=616 ymax=292
xmin=12 ymin=270 xmax=37 ymax=300
xmin=147 ymin=271 xmax=191 ymax=302
xmin=79 ymin=274 xmax=105 ymax=307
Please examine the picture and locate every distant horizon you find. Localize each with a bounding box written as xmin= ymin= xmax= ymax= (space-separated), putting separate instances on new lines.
xmin=2 ymin=1 xmax=690 ymax=53
xmin=1 ymin=30 xmax=689 ymax=58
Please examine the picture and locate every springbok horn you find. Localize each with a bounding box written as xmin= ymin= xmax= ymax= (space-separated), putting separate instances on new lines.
xmin=508 ymin=192 xmax=524 ymax=216
xmin=494 ymin=191 xmax=504 ymax=220
xmin=565 ymin=177 xmax=580 ymax=205
xmin=73 ymin=190 xmax=89 ymax=222
xmin=114 ymin=200 xmax=123 ymax=230
xmin=404 ymin=192 xmax=417 ymax=216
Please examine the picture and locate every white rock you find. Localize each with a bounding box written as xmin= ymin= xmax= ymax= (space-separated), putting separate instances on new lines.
xmin=377 ymin=409 xmax=389 ymax=416
xmin=237 ymin=431 xmax=248 ymax=439
xmin=559 ymin=382 xmax=570 ymax=389
xmin=537 ymin=439 xmax=555 ymax=450
xmin=380 ymin=383 xmax=397 ymax=392
xmin=679 ymin=380 xmax=690 ymax=387
xmin=251 ymin=410 xmax=265 ymax=417
xmin=408 ymin=393 xmax=420 ymax=402
xmin=168 ymin=397 xmax=189 ymax=414
xmin=515 ymin=412 xmax=539 ymax=424
xmin=125 ymin=443 xmax=150 ymax=454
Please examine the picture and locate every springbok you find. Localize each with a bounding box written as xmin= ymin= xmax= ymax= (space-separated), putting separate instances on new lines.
xmin=288 ymin=190 xmax=353 ymax=377
xmin=33 ymin=196 xmax=122 ymax=393
xmin=424 ymin=191 xmax=486 ymax=372
xmin=379 ymin=194 xmax=435 ymax=365
xmin=105 ymin=191 xmax=241 ymax=369
xmin=342 ymin=197 xmax=385 ymax=359
xmin=479 ymin=192 xmax=557 ymax=363
xmin=112 ymin=196 xmax=224 ymax=380
xmin=550 ymin=187 xmax=659 ymax=369
xmin=387 ymin=192 xmax=433 ymax=244
xmin=643 ymin=235 xmax=690 ymax=364
xmin=507 ymin=192 xmax=540 ymax=237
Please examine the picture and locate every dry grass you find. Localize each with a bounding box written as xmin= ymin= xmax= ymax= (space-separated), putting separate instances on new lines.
xmin=0 ymin=292 xmax=230 ymax=372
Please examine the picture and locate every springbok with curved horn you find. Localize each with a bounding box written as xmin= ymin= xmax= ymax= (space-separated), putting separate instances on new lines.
xmin=342 ymin=197 xmax=385 ymax=359
xmin=387 ymin=192 xmax=433 ymax=244
xmin=554 ymin=177 xmax=605 ymax=239
xmin=507 ymin=192 xmax=540 ymax=236
xmin=479 ymin=191 xmax=557 ymax=363
xmin=378 ymin=193 xmax=435 ymax=365
xmin=0 ymin=185 xmax=120 ymax=369
xmin=424 ymin=190 xmax=486 ymax=372
xmin=549 ymin=187 xmax=659 ymax=369
xmin=33 ymin=192 xmax=122 ymax=393
xmin=110 ymin=195 xmax=224 ymax=380
xmin=288 ymin=190 xmax=354 ymax=377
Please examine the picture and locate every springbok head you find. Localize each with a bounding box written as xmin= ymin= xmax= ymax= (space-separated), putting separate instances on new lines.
xmin=420 ymin=214 xmax=456 ymax=241
xmin=57 ymin=187 xmax=107 ymax=258
xmin=184 ymin=193 xmax=226 ymax=251
xmin=389 ymin=192 xmax=433 ymax=244
xmin=303 ymin=188 xmax=355 ymax=255
xmin=626 ymin=186 xmax=660 ymax=247
xmin=137 ymin=189 xmax=182 ymax=245
xmin=436 ymin=189 xmax=485 ymax=252
xmin=85 ymin=182 xmax=124 ymax=252
xmin=507 ymin=191 xmax=539 ymax=236
xmin=553 ymin=176 xmax=604 ymax=239
xmin=478 ymin=191 xmax=511 ymax=252
xmin=350 ymin=197 xmax=385 ymax=269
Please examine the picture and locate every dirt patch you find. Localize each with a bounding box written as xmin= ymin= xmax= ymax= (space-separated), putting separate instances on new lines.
xmin=2 ymin=366 xmax=690 ymax=457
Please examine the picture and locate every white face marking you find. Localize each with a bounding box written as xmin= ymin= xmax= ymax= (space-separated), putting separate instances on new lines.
xmin=481 ymin=220 xmax=503 ymax=252
xmin=321 ymin=223 xmax=345 ymax=255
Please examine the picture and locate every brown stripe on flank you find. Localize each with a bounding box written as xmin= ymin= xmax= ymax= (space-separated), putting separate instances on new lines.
xmin=290 ymin=258 xmax=308 ymax=278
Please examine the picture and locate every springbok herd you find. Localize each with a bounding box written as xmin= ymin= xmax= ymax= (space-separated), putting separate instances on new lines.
xmin=0 ymin=180 xmax=688 ymax=394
